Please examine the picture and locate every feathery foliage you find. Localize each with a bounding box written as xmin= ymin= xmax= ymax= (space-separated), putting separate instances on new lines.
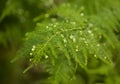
xmin=13 ymin=1 xmax=120 ymax=84
xmin=9 ymin=0 xmax=120 ymax=84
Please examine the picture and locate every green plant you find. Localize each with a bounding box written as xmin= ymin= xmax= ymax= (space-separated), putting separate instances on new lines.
xmin=0 ymin=0 xmax=51 ymax=84
xmin=11 ymin=0 xmax=120 ymax=84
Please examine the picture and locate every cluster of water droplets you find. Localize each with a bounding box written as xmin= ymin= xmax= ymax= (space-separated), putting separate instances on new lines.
xmin=75 ymin=45 xmax=79 ymax=52
xmin=69 ymin=35 xmax=76 ymax=43
xmin=29 ymin=45 xmax=36 ymax=61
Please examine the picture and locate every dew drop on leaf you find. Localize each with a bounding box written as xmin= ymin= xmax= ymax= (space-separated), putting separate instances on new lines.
xmin=80 ymin=13 xmax=84 ymax=16
xmin=30 ymin=53 xmax=33 ymax=56
xmin=53 ymin=24 xmax=56 ymax=27
xmin=45 ymin=55 xmax=49 ymax=59
xmin=31 ymin=48 xmax=35 ymax=51
xmin=88 ymin=30 xmax=92 ymax=34
xmin=76 ymin=48 xmax=79 ymax=52
xmin=72 ymin=38 xmax=76 ymax=42
xmin=70 ymin=35 xmax=74 ymax=39
xmin=32 ymin=45 xmax=36 ymax=49
xmin=46 ymin=26 xmax=49 ymax=29
xmin=104 ymin=56 xmax=107 ymax=59
xmin=29 ymin=58 xmax=32 ymax=62
xmin=94 ymin=54 xmax=97 ymax=57
xmin=97 ymin=44 xmax=100 ymax=47
xmin=63 ymin=38 xmax=67 ymax=43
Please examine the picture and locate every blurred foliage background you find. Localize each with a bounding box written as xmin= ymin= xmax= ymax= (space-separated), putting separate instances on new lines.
xmin=0 ymin=0 xmax=120 ymax=84
xmin=0 ymin=0 xmax=49 ymax=84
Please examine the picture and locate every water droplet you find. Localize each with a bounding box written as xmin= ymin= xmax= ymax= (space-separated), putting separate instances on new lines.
xmin=94 ymin=54 xmax=97 ymax=57
xmin=76 ymin=49 xmax=79 ymax=52
xmin=30 ymin=53 xmax=33 ymax=56
xmin=53 ymin=24 xmax=56 ymax=27
xmin=97 ymin=44 xmax=100 ymax=47
xmin=45 ymin=55 xmax=49 ymax=59
xmin=88 ymin=30 xmax=92 ymax=34
xmin=80 ymin=13 xmax=84 ymax=16
xmin=31 ymin=48 xmax=35 ymax=51
xmin=32 ymin=45 xmax=36 ymax=49
xmin=69 ymin=35 xmax=76 ymax=42
xmin=29 ymin=59 xmax=32 ymax=62
xmin=70 ymin=35 xmax=74 ymax=39
xmin=63 ymin=38 xmax=67 ymax=43
xmin=46 ymin=26 xmax=49 ymax=29
xmin=104 ymin=56 xmax=107 ymax=59
xmin=72 ymin=38 xmax=76 ymax=42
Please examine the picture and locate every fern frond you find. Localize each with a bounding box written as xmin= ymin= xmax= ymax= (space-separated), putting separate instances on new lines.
xmin=14 ymin=3 xmax=120 ymax=84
